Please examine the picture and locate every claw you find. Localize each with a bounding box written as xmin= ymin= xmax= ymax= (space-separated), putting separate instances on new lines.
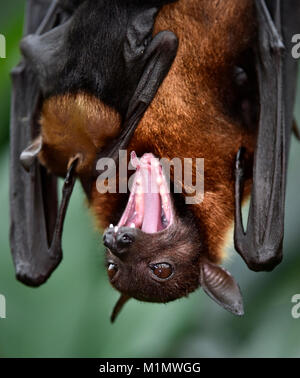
xmin=20 ymin=135 xmax=42 ymax=172
xmin=293 ymin=119 xmax=300 ymax=141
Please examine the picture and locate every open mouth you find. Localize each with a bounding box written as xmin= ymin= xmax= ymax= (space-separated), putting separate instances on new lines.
xmin=117 ymin=152 xmax=174 ymax=233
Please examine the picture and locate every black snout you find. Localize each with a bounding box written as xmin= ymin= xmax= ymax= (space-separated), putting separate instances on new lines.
xmin=103 ymin=230 xmax=115 ymax=250
xmin=103 ymin=227 xmax=135 ymax=256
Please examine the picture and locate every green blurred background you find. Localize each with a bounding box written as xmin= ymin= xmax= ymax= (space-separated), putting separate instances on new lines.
xmin=1 ymin=1 xmax=300 ymax=358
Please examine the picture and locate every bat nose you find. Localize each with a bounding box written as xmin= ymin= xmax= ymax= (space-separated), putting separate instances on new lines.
xmin=103 ymin=228 xmax=135 ymax=257
xmin=103 ymin=230 xmax=115 ymax=251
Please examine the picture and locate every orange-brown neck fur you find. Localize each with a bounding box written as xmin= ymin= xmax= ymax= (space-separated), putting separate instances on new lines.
xmin=39 ymin=92 xmax=121 ymax=177
xmin=90 ymin=0 xmax=257 ymax=262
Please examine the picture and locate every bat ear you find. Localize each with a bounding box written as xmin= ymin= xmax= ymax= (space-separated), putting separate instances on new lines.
xmin=110 ymin=294 xmax=131 ymax=323
xmin=20 ymin=135 xmax=43 ymax=172
xmin=199 ymin=259 xmax=244 ymax=316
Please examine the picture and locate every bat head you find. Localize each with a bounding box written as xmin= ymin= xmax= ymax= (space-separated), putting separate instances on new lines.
xmin=103 ymin=153 xmax=244 ymax=322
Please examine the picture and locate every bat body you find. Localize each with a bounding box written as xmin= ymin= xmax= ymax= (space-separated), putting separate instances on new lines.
xmin=10 ymin=0 xmax=300 ymax=321
xmin=97 ymin=0 xmax=257 ymax=261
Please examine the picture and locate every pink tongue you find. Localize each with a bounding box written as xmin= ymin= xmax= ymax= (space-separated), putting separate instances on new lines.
xmin=141 ymin=164 xmax=162 ymax=233
xmin=118 ymin=152 xmax=166 ymax=233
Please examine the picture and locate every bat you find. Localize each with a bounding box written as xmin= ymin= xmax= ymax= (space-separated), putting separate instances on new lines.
xmin=9 ymin=0 xmax=300 ymax=322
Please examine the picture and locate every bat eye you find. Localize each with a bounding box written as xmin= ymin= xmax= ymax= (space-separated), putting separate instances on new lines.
xmin=107 ymin=263 xmax=118 ymax=280
xmin=150 ymin=263 xmax=173 ymax=280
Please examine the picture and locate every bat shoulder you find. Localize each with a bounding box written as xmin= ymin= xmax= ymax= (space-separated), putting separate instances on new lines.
xmin=38 ymin=92 xmax=121 ymax=178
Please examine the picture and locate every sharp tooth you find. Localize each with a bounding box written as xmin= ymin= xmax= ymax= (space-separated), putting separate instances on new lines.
xmin=130 ymin=151 xmax=140 ymax=168
xmin=114 ymin=226 xmax=119 ymax=233
xmin=109 ymin=224 xmax=113 ymax=228
xmin=136 ymin=195 xmax=142 ymax=207
xmin=156 ymin=176 xmax=162 ymax=185
xmin=162 ymin=194 xmax=169 ymax=209
xmin=130 ymin=223 xmax=135 ymax=228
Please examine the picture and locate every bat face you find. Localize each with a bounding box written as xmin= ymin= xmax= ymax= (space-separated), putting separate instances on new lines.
xmin=104 ymin=216 xmax=244 ymax=322
xmin=102 ymin=153 xmax=244 ymax=321
xmin=104 ymin=224 xmax=200 ymax=303
xmin=103 ymin=153 xmax=201 ymax=303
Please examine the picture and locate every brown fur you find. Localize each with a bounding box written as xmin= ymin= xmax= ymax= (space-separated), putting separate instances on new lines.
xmin=39 ymin=92 xmax=121 ymax=177
xmin=90 ymin=0 xmax=257 ymax=262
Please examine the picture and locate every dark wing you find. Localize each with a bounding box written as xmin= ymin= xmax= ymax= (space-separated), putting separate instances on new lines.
xmin=10 ymin=0 xmax=79 ymax=287
xmin=97 ymin=30 xmax=178 ymax=174
xmin=234 ymin=0 xmax=300 ymax=271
